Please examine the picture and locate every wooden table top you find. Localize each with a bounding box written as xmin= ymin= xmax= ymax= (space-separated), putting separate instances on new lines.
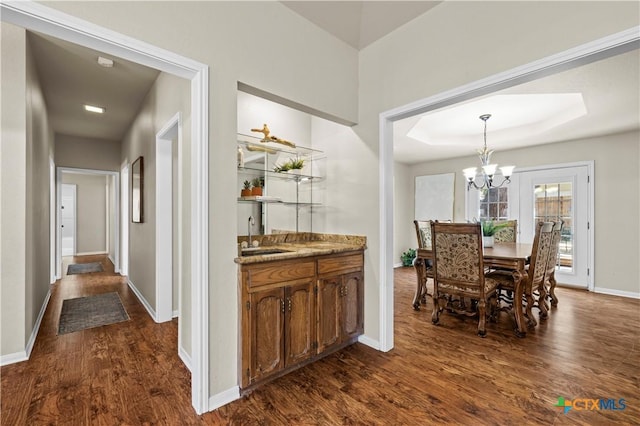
xmin=483 ymin=243 xmax=532 ymax=260
xmin=417 ymin=243 xmax=532 ymax=261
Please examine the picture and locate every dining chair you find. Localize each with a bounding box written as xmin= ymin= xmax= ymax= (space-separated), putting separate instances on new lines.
xmin=430 ymin=222 xmax=499 ymax=337
xmin=538 ymin=221 xmax=563 ymax=319
xmin=412 ymin=220 xmax=434 ymax=310
xmin=412 ymin=219 xmax=453 ymax=310
xmin=486 ymin=221 xmax=556 ymax=328
xmin=494 ymin=219 xmax=518 ymax=243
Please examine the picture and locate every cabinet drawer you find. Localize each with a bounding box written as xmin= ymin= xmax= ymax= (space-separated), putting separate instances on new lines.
xmin=247 ymin=259 xmax=316 ymax=288
xmin=318 ymin=253 xmax=363 ymax=275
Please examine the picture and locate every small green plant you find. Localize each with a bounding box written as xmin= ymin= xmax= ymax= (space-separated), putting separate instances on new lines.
xmin=401 ymin=248 xmax=417 ymax=267
xmin=481 ymin=219 xmax=509 ymax=236
xmin=274 ymin=156 xmax=305 ymax=173
xmin=243 ymin=180 xmax=252 ymax=190
xmin=251 ymin=177 xmax=263 ymax=188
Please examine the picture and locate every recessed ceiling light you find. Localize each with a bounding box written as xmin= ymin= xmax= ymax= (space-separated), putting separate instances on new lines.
xmin=84 ymin=104 xmax=105 ymax=114
xmin=97 ymin=56 xmax=114 ymax=67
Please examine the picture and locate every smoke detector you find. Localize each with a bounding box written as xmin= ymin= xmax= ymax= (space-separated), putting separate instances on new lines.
xmin=97 ymin=56 xmax=114 ymax=68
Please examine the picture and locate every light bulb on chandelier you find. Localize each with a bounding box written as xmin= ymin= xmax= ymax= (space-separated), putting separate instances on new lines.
xmin=463 ymin=114 xmax=515 ymax=191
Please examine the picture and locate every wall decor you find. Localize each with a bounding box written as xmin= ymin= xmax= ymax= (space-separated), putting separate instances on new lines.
xmin=132 ymin=156 xmax=144 ymax=223
xmin=415 ymin=173 xmax=455 ymax=221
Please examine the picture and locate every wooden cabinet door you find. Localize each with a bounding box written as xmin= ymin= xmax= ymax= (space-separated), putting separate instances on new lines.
xmin=249 ymin=287 xmax=284 ymax=384
xmin=285 ymin=280 xmax=315 ymax=366
xmin=341 ymin=272 xmax=364 ymax=340
xmin=317 ymin=277 xmax=341 ymax=353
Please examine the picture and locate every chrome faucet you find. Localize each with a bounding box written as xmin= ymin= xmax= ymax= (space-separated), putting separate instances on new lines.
xmin=248 ymin=216 xmax=255 ymax=247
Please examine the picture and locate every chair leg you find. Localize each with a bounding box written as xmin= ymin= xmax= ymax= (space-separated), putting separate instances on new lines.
xmin=431 ymin=294 xmax=441 ymax=325
xmin=525 ymin=286 xmax=537 ymax=328
xmin=488 ymin=295 xmax=498 ymax=323
xmin=539 ymin=283 xmax=549 ymax=320
xmin=412 ymin=259 xmax=426 ymax=310
xmin=477 ymin=299 xmax=487 ymax=337
xmin=549 ymin=274 xmax=559 ymax=307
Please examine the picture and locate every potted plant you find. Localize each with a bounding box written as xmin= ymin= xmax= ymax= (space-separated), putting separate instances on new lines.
xmin=251 ymin=177 xmax=263 ymax=196
xmin=401 ymin=248 xmax=417 ymax=267
xmin=241 ymin=180 xmax=252 ymax=197
xmin=274 ymin=156 xmax=305 ymax=174
xmin=480 ymin=219 xmax=509 ymax=247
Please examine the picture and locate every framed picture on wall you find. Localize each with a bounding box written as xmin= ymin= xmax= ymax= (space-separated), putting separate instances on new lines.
xmin=132 ymin=156 xmax=144 ymax=223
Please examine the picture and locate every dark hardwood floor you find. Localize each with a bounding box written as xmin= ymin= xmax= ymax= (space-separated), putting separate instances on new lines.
xmin=2 ymin=260 xmax=638 ymax=425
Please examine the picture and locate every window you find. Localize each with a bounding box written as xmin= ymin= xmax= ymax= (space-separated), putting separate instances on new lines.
xmin=478 ymin=187 xmax=509 ymax=220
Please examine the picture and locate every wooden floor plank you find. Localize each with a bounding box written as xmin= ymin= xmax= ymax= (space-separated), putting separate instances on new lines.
xmin=2 ymin=258 xmax=639 ymax=424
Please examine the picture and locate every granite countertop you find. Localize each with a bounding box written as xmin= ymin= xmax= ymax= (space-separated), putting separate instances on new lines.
xmin=234 ymin=233 xmax=366 ymax=264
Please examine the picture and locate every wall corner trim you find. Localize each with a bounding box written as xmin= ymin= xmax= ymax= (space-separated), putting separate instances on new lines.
xmin=1 ymin=288 xmax=53 ymax=367
xmin=179 ymin=346 xmax=192 ymax=372
xmin=358 ymin=334 xmax=382 ymax=351
xmin=208 ymin=386 xmax=240 ymax=412
xmin=127 ymin=279 xmax=157 ymax=321
xmin=25 ymin=289 xmax=52 ymax=358
xmin=0 ymin=351 xmax=28 ymax=367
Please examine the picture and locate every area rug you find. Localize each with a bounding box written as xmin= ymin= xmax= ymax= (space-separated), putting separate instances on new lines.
xmin=67 ymin=262 xmax=104 ymax=275
xmin=58 ymin=292 xmax=129 ymax=335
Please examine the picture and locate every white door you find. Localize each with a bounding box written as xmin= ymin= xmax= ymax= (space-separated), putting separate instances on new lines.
xmin=515 ymin=165 xmax=591 ymax=288
xmin=61 ymin=184 xmax=77 ymax=256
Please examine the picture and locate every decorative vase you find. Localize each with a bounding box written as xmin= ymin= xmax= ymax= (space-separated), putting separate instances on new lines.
xmin=237 ymin=146 xmax=244 ymax=168
xmin=483 ymin=235 xmax=494 ymax=248
xmin=251 ymin=187 xmax=263 ymax=196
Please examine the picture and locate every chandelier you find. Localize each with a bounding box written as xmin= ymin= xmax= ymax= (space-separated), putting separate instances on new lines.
xmin=463 ymin=114 xmax=515 ymax=191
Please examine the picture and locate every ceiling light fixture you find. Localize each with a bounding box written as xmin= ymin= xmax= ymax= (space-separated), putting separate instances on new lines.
xmin=84 ymin=104 xmax=105 ymax=114
xmin=462 ymin=114 xmax=514 ymax=191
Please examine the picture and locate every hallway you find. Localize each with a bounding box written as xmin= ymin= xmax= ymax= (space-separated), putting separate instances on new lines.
xmin=0 ymin=255 xmax=193 ymax=424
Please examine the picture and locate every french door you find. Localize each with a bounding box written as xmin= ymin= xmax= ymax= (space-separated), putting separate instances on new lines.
xmin=512 ymin=164 xmax=591 ymax=288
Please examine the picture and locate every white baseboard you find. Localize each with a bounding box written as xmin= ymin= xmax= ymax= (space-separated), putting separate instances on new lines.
xmin=26 ymin=289 xmax=51 ymax=357
xmin=76 ymin=251 xmax=108 ymax=256
xmin=393 ymin=262 xmax=403 ymax=268
xmin=127 ymin=279 xmax=157 ymax=321
xmin=1 ymin=288 xmax=51 ymax=367
xmin=0 ymin=351 xmax=28 ymax=366
xmin=593 ymin=287 xmax=640 ymax=299
xmin=208 ymin=386 xmax=240 ymax=411
xmin=179 ymin=346 xmax=192 ymax=372
xmin=358 ymin=334 xmax=381 ymax=350
xmin=172 ymin=309 xmax=179 ymax=318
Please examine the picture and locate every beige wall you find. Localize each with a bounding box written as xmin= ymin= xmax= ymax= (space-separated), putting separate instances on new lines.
xmin=1 ymin=22 xmax=28 ymax=357
xmin=55 ymin=134 xmax=121 ymax=171
xmin=1 ymin=22 xmax=54 ymax=360
xmin=393 ymin=162 xmax=414 ymax=267
xmin=62 ymin=173 xmax=107 ymax=254
xmin=25 ymin=27 xmax=54 ymax=341
xmin=120 ymin=71 xmax=192 ymax=356
xmin=402 ymin=131 xmax=640 ymax=295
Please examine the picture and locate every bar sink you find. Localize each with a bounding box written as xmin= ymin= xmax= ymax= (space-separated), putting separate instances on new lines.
xmin=241 ymin=248 xmax=292 ymax=257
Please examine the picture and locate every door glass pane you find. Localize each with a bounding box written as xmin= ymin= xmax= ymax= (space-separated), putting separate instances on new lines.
xmin=534 ymin=182 xmax=573 ymax=270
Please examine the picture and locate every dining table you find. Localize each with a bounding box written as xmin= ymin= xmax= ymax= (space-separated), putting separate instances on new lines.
xmin=413 ymin=242 xmax=533 ymax=337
